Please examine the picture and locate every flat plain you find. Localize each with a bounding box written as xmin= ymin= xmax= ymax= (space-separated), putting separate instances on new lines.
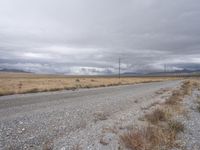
xmin=1 ymin=75 xmax=200 ymax=149
xmin=0 ymin=72 xmax=177 ymax=96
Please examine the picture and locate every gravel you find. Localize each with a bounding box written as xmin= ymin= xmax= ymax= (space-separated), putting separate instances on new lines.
xmin=0 ymin=80 xmax=181 ymax=150
xmin=176 ymin=89 xmax=200 ymax=150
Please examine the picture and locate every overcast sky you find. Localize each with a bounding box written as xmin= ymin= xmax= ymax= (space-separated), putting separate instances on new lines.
xmin=0 ymin=0 xmax=200 ymax=75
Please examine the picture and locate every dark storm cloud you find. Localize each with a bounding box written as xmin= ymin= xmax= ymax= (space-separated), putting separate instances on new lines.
xmin=0 ymin=0 xmax=200 ymax=74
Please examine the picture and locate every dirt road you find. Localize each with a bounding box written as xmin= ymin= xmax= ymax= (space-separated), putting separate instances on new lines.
xmin=0 ymin=80 xmax=181 ymax=150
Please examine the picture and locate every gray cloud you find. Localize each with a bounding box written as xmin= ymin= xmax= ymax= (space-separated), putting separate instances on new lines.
xmin=0 ymin=0 xmax=200 ymax=74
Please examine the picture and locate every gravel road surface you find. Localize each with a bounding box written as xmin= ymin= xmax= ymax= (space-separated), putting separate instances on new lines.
xmin=175 ymin=88 xmax=200 ymax=150
xmin=0 ymin=80 xmax=181 ymax=150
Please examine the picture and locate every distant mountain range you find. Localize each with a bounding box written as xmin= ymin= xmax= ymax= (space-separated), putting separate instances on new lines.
xmin=173 ymin=69 xmax=200 ymax=74
xmin=148 ymin=69 xmax=200 ymax=75
xmin=1 ymin=67 xmax=200 ymax=76
xmin=0 ymin=68 xmax=30 ymax=73
xmin=123 ymin=69 xmax=200 ymax=76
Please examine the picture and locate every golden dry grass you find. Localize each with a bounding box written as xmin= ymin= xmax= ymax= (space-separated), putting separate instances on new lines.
xmin=0 ymin=72 xmax=177 ymax=96
xmin=145 ymin=109 xmax=167 ymax=124
xmin=120 ymin=125 xmax=180 ymax=150
xmin=165 ymin=80 xmax=193 ymax=105
xmin=167 ymin=120 xmax=184 ymax=133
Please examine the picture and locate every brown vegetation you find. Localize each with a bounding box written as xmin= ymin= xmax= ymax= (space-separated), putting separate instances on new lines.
xmin=197 ymin=104 xmax=200 ymax=112
xmin=145 ymin=109 xmax=167 ymax=124
xmin=167 ymin=120 xmax=184 ymax=134
xmin=165 ymin=80 xmax=193 ymax=105
xmin=93 ymin=111 xmax=109 ymax=122
xmin=0 ymin=72 xmax=177 ymax=96
xmin=120 ymin=80 xmax=196 ymax=150
xmin=195 ymin=91 xmax=200 ymax=112
xmin=120 ymin=124 xmax=181 ymax=150
xmin=196 ymin=99 xmax=200 ymax=113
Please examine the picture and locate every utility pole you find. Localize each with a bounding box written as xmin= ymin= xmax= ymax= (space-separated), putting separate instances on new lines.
xmin=119 ymin=57 xmax=121 ymax=79
xmin=164 ymin=64 xmax=167 ymax=73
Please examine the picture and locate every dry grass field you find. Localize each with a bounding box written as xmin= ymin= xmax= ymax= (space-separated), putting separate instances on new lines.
xmin=0 ymin=72 xmax=178 ymax=96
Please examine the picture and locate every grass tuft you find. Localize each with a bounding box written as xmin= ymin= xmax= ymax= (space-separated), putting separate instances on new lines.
xmin=120 ymin=125 xmax=177 ymax=150
xmin=145 ymin=109 xmax=166 ymax=124
xmin=75 ymin=78 xmax=80 ymax=82
xmin=168 ymin=120 xmax=184 ymax=133
xmin=93 ymin=111 xmax=109 ymax=122
xmin=120 ymin=129 xmax=144 ymax=150
xmin=197 ymin=101 xmax=200 ymax=112
xmin=165 ymin=90 xmax=182 ymax=105
xmin=197 ymin=106 xmax=200 ymax=112
xmin=25 ymin=88 xmax=39 ymax=93
xmin=165 ymin=81 xmax=193 ymax=105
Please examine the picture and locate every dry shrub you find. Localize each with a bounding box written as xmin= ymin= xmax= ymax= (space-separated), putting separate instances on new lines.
xmin=155 ymin=88 xmax=168 ymax=95
xmin=75 ymin=78 xmax=80 ymax=82
xmin=120 ymin=126 xmax=177 ymax=150
xmin=93 ymin=111 xmax=109 ymax=122
xmin=145 ymin=109 xmax=166 ymax=124
xmin=120 ymin=129 xmax=144 ymax=150
xmin=181 ymin=81 xmax=191 ymax=95
xmin=192 ymin=81 xmax=199 ymax=87
xmin=197 ymin=105 xmax=200 ymax=112
xmin=165 ymin=81 xmax=193 ymax=105
xmin=165 ymin=90 xmax=182 ymax=105
xmin=25 ymin=88 xmax=39 ymax=93
xmin=167 ymin=120 xmax=184 ymax=134
xmin=197 ymin=101 xmax=200 ymax=113
xmin=50 ymin=88 xmax=63 ymax=91
xmin=148 ymin=101 xmax=160 ymax=108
